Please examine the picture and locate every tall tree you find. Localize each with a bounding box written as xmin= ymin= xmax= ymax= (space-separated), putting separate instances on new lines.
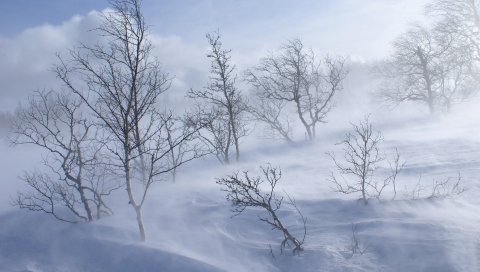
xmin=55 ymin=0 xmax=199 ymax=241
xmin=188 ymin=31 xmax=247 ymax=163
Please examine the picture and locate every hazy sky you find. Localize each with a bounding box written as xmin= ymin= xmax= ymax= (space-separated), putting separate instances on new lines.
xmin=0 ymin=0 xmax=429 ymax=112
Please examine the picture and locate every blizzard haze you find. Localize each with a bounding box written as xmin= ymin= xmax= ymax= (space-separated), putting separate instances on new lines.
xmin=1 ymin=0 xmax=479 ymax=272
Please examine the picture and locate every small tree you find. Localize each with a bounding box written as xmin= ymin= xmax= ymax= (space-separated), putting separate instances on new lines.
xmin=11 ymin=90 xmax=118 ymax=223
xmin=246 ymin=39 xmax=347 ymax=141
xmin=189 ymin=31 xmax=247 ymax=164
xmin=328 ymin=117 xmax=404 ymax=204
xmin=217 ymin=165 xmax=306 ymax=254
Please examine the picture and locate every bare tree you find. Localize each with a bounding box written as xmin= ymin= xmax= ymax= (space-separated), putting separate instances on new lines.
xmin=11 ymin=90 xmax=117 ymax=223
xmin=217 ymin=165 xmax=306 ymax=254
xmin=377 ymin=23 xmax=476 ymax=113
xmin=426 ymin=0 xmax=480 ymax=61
xmin=328 ymin=117 xmax=404 ymax=204
xmin=163 ymin=113 xmax=206 ymax=182
xmin=188 ymin=31 xmax=247 ymax=164
xmin=246 ymin=39 xmax=347 ymax=141
xmin=55 ymin=0 xmax=200 ymax=241
xmin=377 ymin=25 xmax=441 ymax=114
xmin=248 ymin=93 xmax=294 ymax=143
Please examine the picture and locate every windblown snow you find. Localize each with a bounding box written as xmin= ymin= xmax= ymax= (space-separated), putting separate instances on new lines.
xmin=0 ymin=98 xmax=479 ymax=272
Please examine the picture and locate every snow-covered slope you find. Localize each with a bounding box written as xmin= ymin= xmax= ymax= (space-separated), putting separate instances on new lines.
xmin=1 ymin=103 xmax=479 ymax=272
xmin=0 ymin=211 xmax=226 ymax=272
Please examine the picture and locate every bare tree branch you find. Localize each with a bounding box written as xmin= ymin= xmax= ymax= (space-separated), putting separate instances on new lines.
xmin=217 ymin=165 xmax=306 ymax=254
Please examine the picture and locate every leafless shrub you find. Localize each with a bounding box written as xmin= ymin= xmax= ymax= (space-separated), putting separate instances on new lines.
xmin=328 ymin=117 xmax=405 ymax=204
xmin=217 ymin=165 xmax=306 ymax=254
xmin=428 ymin=173 xmax=465 ymax=199
xmin=345 ymin=224 xmax=368 ymax=258
xmin=408 ymin=173 xmax=465 ymax=200
xmin=409 ymin=176 xmax=425 ymax=200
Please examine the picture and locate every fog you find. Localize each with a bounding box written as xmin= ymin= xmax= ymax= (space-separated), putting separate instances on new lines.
xmin=0 ymin=0 xmax=479 ymax=271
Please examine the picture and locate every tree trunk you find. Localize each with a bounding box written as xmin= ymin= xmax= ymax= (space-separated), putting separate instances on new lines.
xmin=79 ymin=186 xmax=93 ymax=221
xmin=224 ymin=119 xmax=232 ymax=164
xmin=417 ymin=47 xmax=435 ymax=115
xmin=231 ymin=119 xmax=240 ymax=162
xmin=135 ymin=206 xmax=146 ymax=241
xmin=124 ymin=135 xmax=147 ymax=241
xmin=76 ymin=145 xmax=93 ymax=221
xmin=295 ymin=98 xmax=312 ymax=141
xmin=269 ymin=207 xmax=303 ymax=252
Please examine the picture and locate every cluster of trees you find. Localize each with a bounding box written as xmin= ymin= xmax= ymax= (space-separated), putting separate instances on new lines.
xmin=9 ymin=0 xmax=475 ymax=249
xmin=377 ymin=0 xmax=480 ymax=113
xmin=10 ymin=0 xmax=346 ymax=242
xmin=215 ymin=0 xmax=478 ymax=252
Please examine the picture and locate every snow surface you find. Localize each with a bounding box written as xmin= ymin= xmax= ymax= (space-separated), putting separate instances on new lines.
xmin=1 ymin=100 xmax=480 ymax=272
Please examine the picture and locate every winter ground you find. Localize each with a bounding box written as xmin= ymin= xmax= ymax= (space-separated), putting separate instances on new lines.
xmin=0 ymin=101 xmax=479 ymax=272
